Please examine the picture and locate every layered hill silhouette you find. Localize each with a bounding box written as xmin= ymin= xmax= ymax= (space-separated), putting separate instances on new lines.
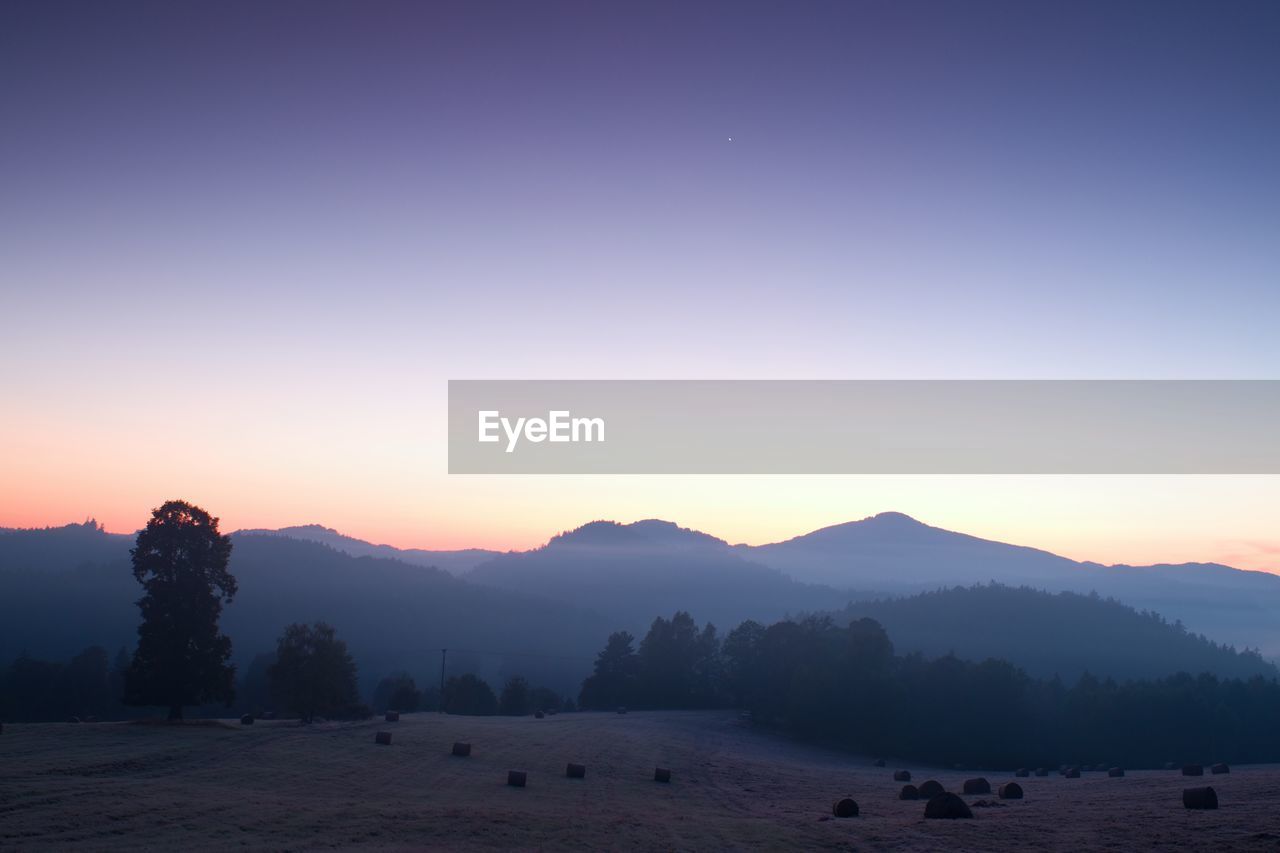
xmin=3 ymin=514 xmax=1278 ymax=690
xmin=237 ymin=524 xmax=497 ymax=576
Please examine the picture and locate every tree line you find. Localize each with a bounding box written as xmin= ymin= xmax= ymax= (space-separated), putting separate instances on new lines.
xmin=578 ymin=611 xmax=1280 ymax=768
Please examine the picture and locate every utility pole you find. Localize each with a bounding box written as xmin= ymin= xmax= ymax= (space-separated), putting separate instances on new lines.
xmin=439 ymin=648 xmax=448 ymax=713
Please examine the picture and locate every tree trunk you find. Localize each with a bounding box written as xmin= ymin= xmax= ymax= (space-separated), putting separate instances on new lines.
xmin=168 ymin=704 xmax=183 ymax=721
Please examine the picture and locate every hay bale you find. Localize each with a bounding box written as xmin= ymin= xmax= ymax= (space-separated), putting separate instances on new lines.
xmin=1108 ymin=767 xmax=1124 ymax=777
xmin=924 ymin=792 xmax=973 ymax=820
xmin=507 ymin=770 xmax=527 ymax=787
xmin=893 ymin=770 xmax=911 ymax=782
xmin=1064 ymin=767 xmax=1080 ymax=778
xmin=1183 ymin=786 xmax=1218 ymax=809
xmin=1014 ymin=768 xmax=1029 ymax=777
xmin=899 ymin=784 xmax=919 ymax=800
xmin=832 ymin=797 xmax=859 ymax=818
xmin=240 ymin=714 xmax=254 ymax=726
xmin=534 ymin=711 xmax=545 ymax=719
xmin=1182 ymin=763 xmax=1204 ymax=776
xmin=451 ymin=741 xmax=471 ymax=757
xmin=566 ymin=762 xmax=586 ymax=779
xmin=1210 ymin=762 xmax=1230 ymax=775
xmin=998 ymin=782 xmax=1023 ymax=800
xmin=873 ymin=758 xmax=886 ymax=768
xmin=654 ymin=767 xmax=672 ymax=783
xmin=963 ymin=778 xmax=991 ymax=795
xmin=917 ymin=780 xmax=945 ymax=799
xmin=375 ymin=731 xmax=392 ymax=745
xmin=1034 ymin=767 xmax=1048 ymax=777
xmin=384 ymin=711 xmax=400 ymax=722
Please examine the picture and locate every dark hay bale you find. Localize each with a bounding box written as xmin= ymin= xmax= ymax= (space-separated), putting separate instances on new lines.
xmin=998 ymin=782 xmax=1024 ymax=800
xmin=1183 ymin=786 xmax=1218 ymax=810
xmin=924 ymin=792 xmax=973 ymax=820
xmin=963 ymin=778 xmax=991 ymax=795
xmin=240 ymin=714 xmax=254 ymax=726
xmin=1014 ymin=768 xmax=1029 ymax=777
xmin=507 ymin=770 xmax=527 ymax=788
xmin=375 ymin=731 xmax=392 ymax=746
xmin=899 ymin=784 xmax=919 ymax=800
xmin=566 ymin=762 xmax=586 ymax=779
xmin=1182 ymin=764 xmax=1204 ymax=777
xmin=917 ymin=780 xmax=945 ymax=799
xmin=832 ymin=797 xmax=859 ymax=818
xmin=534 ymin=711 xmax=545 ymax=719
xmin=654 ymin=767 xmax=672 ymax=783
xmin=452 ymin=741 xmax=472 ymax=757
xmin=617 ymin=706 xmax=628 ymax=714
xmin=1064 ymin=767 xmax=1080 ymax=778
xmin=1108 ymin=767 xmax=1124 ymax=778
xmin=1034 ymin=767 xmax=1048 ymax=777
xmin=873 ymin=758 xmax=886 ymax=768
xmin=384 ymin=711 xmax=399 ymax=722
xmin=893 ymin=770 xmax=911 ymax=782
xmin=1211 ymin=763 xmax=1230 ymax=775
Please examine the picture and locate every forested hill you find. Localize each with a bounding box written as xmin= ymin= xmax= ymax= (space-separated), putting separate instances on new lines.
xmin=833 ymin=583 xmax=1277 ymax=682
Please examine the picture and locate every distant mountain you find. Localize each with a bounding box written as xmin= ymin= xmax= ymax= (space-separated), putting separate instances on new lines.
xmin=741 ymin=512 xmax=1280 ymax=661
xmin=741 ymin=512 xmax=1080 ymax=590
xmin=832 ymin=583 xmax=1278 ymax=683
xmin=465 ymin=519 xmax=858 ymax=633
xmin=0 ymin=525 xmax=611 ymax=696
xmin=236 ymin=524 xmax=498 ymax=576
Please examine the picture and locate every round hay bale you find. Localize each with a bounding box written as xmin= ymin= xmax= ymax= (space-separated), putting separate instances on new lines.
xmin=451 ymin=741 xmax=471 ymax=757
xmin=1064 ymin=767 xmax=1080 ymax=778
xmin=507 ymin=770 xmax=527 ymax=787
xmin=917 ymin=780 xmax=945 ymax=799
xmin=566 ymin=762 xmax=586 ymax=779
xmin=1108 ymin=767 xmax=1124 ymax=777
xmin=654 ymin=767 xmax=672 ymax=783
xmin=384 ymin=711 xmax=400 ymax=722
xmin=375 ymin=731 xmax=392 ymax=746
xmin=1014 ymin=768 xmax=1029 ymax=777
xmin=924 ymin=792 xmax=973 ymax=820
xmin=997 ymin=782 xmax=1023 ymax=800
xmin=1182 ymin=763 xmax=1204 ymax=777
xmin=899 ymin=784 xmax=919 ymax=800
xmin=1183 ymin=786 xmax=1218 ymax=809
xmin=873 ymin=758 xmax=886 ymax=768
xmin=1210 ymin=762 xmax=1230 ymax=775
xmin=893 ymin=770 xmax=911 ymax=782
xmin=1034 ymin=767 xmax=1048 ymax=777
xmin=240 ymin=714 xmax=254 ymax=726
xmin=832 ymin=797 xmax=859 ymax=818
xmin=534 ymin=711 xmax=545 ymax=719
xmin=963 ymin=778 xmax=991 ymax=795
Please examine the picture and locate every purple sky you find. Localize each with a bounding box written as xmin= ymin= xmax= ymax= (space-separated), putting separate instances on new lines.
xmin=2 ymin=1 xmax=1278 ymax=564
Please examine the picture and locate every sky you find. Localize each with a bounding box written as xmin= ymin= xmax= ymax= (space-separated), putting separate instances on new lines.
xmin=1 ymin=1 xmax=1278 ymax=570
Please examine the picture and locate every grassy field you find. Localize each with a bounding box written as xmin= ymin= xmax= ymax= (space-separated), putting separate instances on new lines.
xmin=2 ymin=710 xmax=1278 ymax=851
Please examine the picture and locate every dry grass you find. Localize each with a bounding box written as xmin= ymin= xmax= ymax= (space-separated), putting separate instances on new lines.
xmin=2 ymin=711 xmax=1279 ymax=851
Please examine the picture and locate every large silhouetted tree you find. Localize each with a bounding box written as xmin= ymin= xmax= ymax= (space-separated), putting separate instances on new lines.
xmin=268 ymin=622 xmax=360 ymax=722
xmin=124 ymin=500 xmax=237 ymax=720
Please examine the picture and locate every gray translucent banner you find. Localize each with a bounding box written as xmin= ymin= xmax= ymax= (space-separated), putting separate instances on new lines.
xmin=447 ymin=380 xmax=1280 ymax=474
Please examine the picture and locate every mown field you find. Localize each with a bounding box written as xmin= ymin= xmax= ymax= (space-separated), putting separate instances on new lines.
xmin=2 ymin=710 xmax=1278 ymax=851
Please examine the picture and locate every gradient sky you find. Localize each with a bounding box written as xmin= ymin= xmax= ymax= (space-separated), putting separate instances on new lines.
xmin=2 ymin=1 xmax=1278 ymax=569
